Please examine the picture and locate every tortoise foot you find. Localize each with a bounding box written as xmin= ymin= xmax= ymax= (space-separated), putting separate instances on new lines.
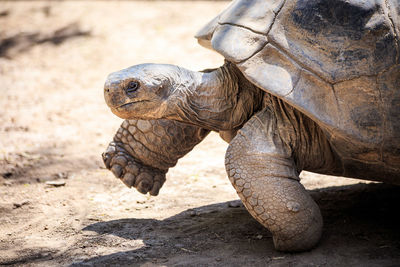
xmin=272 ymin=200 xmax=323 ymax=252
xmin=102 ymin=141 xmax=166 ymax=196
xmin=226 ymin=108 xmax=323 ymax=252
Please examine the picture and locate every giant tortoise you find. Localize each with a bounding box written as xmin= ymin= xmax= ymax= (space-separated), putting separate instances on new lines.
xmin=102 ymin=0 xmax=400 ymax=251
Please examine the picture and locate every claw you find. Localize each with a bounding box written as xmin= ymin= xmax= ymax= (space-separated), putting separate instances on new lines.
xmin=102 ymin=148 xmax=117 ymax=169
xmin=137 ymin=180 xmax=152 ymax=194
xmin=102 ymin=142 xmax=118 ymax=169
xmin=150 ymin=181 xmax=161 ymax=196
xmin=135 ymin=172 xmax=152 ymax=185
xmin=135 ymin=172 xmax=153 ymax=194
xmin=104 ymin=142 xmax=116 ymax=154
xmin=121 ymin=173 xmax=136 ymax=188
xmin=154 ymin=174 xmax=165 ymax=184
xmin=111 ymin=164 xmax=124 ymax=178
xmin=102 ymin=152 xmax=112 ymax=169
xmin=111 ymin=155 xmax=128 ymax=167
xmin=103 ymin=141 xmax=168 ymax=195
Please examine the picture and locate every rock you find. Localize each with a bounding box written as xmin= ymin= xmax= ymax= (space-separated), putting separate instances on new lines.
xmin=13 ymin=200 xmax=30 ymax=209
xmin=45 ymin=180 xmax=66 ymax=187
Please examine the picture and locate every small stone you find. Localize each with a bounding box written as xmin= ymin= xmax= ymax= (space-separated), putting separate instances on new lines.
xmin=228 ymin=201 xmax=242 ymax=208
xmin=45 ymin=180 xmax=66 ymax=187
xmin=13 ymin=200 xmax=30 ymax=209
xmin=188 ymin=210 xmax=199 ymax=217
xmin=1 ymin=172 xmax=13 ymax=178
xmin=152 ymin=257 xmax=168 ymax=264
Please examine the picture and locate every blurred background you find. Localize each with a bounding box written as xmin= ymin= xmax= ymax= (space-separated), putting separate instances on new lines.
xmin=0 ymin=1 xmax=399 ymax=266
xmin=0 ymin=1 xmax=227 ymax=183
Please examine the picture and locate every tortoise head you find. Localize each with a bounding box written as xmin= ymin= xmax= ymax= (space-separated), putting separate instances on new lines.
xmin=104 ymin=62 xmax=263 ymax=131
xmin=104 ymin=63 xmax=185 ymax=120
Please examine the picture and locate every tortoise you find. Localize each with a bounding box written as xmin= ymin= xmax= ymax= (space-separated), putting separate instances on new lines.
xmin=102 ymin=0 xmax=400 ymax=251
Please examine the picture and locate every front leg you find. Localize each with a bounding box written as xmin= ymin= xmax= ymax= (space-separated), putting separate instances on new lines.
xmin=225 ymin=108 xmax=322 ymax=252
xmin=103 ymin=119 xmax=209 ymax=195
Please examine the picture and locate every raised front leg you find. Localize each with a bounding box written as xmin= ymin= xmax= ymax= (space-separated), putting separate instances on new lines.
xmin=103 ymin=119 xmax=209 ymax=195
xmin=225 ymin=108 xmax=322 ymax=252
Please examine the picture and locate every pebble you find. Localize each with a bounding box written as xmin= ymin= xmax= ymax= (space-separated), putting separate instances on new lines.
xmin=45 ymin=180 xmax=66 ymax=187
xmin=13 ymin=200 xmax=30 ymax=209
xmin=228 ymin=201 xmax=242 ymax=208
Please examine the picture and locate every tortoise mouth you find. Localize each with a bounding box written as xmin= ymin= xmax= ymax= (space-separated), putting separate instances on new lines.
xmin=117 ymin=100 xmax=149 ymax=109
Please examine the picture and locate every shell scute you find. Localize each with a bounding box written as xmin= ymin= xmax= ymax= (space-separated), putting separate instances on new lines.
xmin=269 ymin=0 xmax=397 ymax=83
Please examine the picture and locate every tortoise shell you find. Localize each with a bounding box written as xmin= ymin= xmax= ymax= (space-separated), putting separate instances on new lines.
xmin=196 ymin=0 xmax=400 ymax=177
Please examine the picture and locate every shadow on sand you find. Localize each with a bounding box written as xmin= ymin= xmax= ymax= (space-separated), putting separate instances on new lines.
xmin=70 ymin=183 xmax=400 ymax=266
xmin=0 ymin=22 xmax=91 ymax=59
xmin=0 ymin=143 xmax=101 ymax=184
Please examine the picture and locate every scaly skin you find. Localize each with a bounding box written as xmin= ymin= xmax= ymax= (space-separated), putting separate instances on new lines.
xmin=225 ymin=107 xmax=323 ymax=251
xmin=103 ymin=62 xmax=335 ymax=251
xmin=103 ymin=119 xmax=209 ymax=195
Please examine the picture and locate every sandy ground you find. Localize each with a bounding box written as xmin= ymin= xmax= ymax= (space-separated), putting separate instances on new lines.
xmin=0 ymin=1 xmax=399 ymax=266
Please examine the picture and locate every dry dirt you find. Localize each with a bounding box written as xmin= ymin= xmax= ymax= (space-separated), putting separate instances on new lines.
xmin=0 ymin=1 xmax=399 ymax=266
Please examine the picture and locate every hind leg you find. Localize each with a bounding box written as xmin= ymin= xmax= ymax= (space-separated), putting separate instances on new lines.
xmin=225 ymin=108 xmax=322 ymax=251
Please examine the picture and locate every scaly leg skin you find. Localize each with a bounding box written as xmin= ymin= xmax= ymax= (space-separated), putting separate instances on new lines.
xmin=225 ymin=108 xmax=322 ymax=252
xmin=103 ymin=119 xmax=209 ymax=196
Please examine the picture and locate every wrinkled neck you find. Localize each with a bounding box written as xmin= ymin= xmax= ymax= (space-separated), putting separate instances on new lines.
xmin=166 ymin=63 xmax=263 ymax=131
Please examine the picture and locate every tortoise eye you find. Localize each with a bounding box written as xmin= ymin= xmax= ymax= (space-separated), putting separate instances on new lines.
xmin=126 ymin=81 xmax=139 ymax=94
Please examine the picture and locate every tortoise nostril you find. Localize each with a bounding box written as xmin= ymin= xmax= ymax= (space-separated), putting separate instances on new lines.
xmin=105 ymin=88 xmax=110 ymax=93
